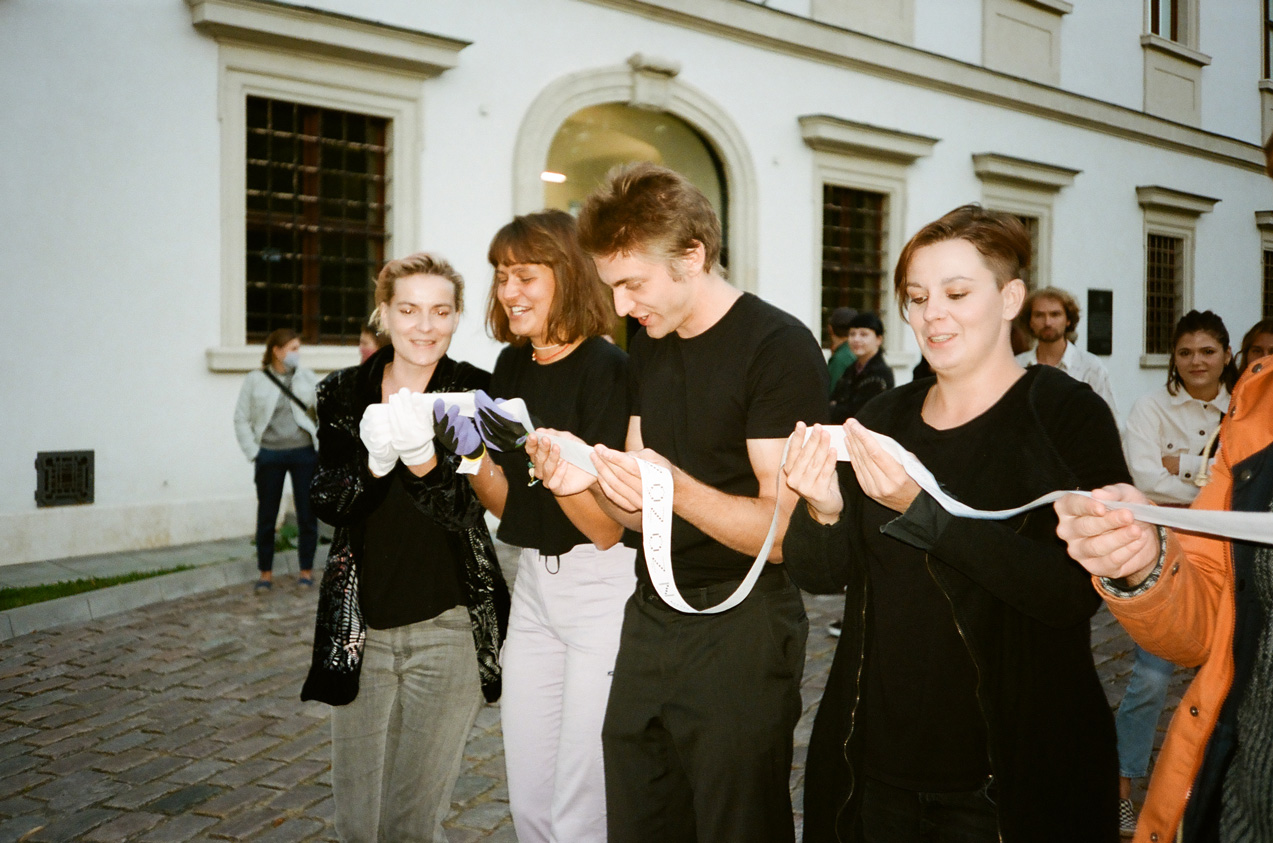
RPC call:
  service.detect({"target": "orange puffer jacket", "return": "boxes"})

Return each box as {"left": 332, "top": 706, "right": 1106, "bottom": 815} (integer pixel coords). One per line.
{"left": 1101, "top": 361, "right": 1273, "bottom": 843}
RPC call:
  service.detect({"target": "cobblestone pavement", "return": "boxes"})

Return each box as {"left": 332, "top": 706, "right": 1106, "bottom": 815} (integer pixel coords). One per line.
{"left": 0, "top": 576, "right": 1184, "bottom": 842}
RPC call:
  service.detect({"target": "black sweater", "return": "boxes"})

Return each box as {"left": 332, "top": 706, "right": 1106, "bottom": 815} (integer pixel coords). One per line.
{"left": 785, "top": 366, "right": 1129, "bottom": 843}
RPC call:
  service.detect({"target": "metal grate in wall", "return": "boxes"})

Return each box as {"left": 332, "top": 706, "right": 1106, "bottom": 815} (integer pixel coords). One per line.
{"left": 1014, "top": 214, "right": 1039, "bottom": 290}
{"left": 35, "top": 450, "right": 94, "bottom": 507}
{"left": 1145, "top": 233, "right": 1182, "bottom": 355}
{"left": 245, "top": 96, "right": 390, "bottom": 345}
{"left": 821, "top": 185, "right": 887, "bottom": 345}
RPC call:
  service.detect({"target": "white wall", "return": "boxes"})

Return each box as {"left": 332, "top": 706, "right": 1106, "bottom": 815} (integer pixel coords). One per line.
{"left": 0, "top": 0, "right": 1266, "bottom": 564}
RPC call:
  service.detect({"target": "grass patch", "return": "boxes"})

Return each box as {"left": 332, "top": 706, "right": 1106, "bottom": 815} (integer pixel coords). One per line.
{"left": 0, "top": 566, "right": 197, "bottom": 611}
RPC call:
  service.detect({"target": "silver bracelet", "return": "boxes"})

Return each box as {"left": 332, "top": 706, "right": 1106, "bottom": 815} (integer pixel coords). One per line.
{"left": 1098, "top": 526, "right": 1169, "bottom": 598}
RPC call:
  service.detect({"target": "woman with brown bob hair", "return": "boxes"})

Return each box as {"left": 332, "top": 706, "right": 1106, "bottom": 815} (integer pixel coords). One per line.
{"left": 783, "top": 205, "right": 1128, "bottom": 842}
{"left": 462, "top": 209, "right": 635, "bottom": 843}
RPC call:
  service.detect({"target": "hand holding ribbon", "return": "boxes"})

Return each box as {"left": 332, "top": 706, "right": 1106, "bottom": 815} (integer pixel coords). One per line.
{"left": 593, "top": 445, "right": 669, "bottom": 514}
{"left": 474, "top": 390, "right": 531, "bottom": 452}
{"left": 359, "top": 404, "right": 397, "bottom": 477}
{"left": 782, "top": 423, "right": 844, "bottom": 525}
{"left": 386, "top": 388, "right": 435, "bottom": 467}
{"left": 526, "top": 429, "right": 598, "bottom": 496}
{"left": 433, "top": 399, "right": 485, "bottom": 475}
{"left": 1054, "top": 484, "right": 1163, "bottom": 584}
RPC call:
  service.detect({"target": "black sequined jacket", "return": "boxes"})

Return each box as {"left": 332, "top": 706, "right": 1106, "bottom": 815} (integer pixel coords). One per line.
{"left": 300, "top": 345, "right": 510, "bottom": 705}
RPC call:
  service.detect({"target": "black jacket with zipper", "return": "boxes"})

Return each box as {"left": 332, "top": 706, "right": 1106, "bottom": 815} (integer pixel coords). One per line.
{"left": 785, "top": 367, "right": 1128, "bottom": 843}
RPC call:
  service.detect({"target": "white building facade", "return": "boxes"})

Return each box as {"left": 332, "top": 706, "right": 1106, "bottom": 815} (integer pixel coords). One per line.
{"left": 1, "top": 0, "right": 1268, "bottom": 564}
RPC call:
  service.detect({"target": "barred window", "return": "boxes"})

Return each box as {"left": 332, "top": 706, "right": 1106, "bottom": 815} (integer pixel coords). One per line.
{"left": 1264, "top": 249, "right": 1273, "bottom": 320}
{"left": 245, "top": 96, "right": 389, "bottom": 344}
{"left": 1145, "top": 233, "right": 1183, "bottom": 355}
{"left": 821, "top": 185, "right": 887, "bottom": 345}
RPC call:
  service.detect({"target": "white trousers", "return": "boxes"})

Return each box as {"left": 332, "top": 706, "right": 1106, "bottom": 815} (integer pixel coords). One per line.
{"left": 501, "top": 542, "right": 637, "bottom": 843}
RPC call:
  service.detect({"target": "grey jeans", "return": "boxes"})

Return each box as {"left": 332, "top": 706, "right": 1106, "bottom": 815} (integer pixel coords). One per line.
{"left": 331, "top": 606, "right": 482, "bottom": 842}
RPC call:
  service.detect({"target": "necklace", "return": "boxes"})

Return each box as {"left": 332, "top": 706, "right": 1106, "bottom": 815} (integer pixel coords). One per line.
{"left": 532, "top": 340, "right": 575, "bottom": 364}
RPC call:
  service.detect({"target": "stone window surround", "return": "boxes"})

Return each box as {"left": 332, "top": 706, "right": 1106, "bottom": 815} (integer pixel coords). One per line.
{"left": 512, "top": 55, "right": 759, "bottom": 293}
{"left": 1136, "top": 184, "right": 1219, "bottom": 367}
{"left": 187, "top": 0, "right": 467, "bottom": 373}
{"left": 972, "top": 153, "right": 1080, "bottom": 293}
{"left": 982, "top": 0, "right": 1073, "bottom": 87}
{"left": 800, "top": 114, "right": 938, "bottom": 371}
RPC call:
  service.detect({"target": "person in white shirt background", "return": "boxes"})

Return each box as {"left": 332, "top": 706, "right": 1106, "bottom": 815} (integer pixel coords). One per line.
{"left": 1014, "top": 286, "right": 1118, "bottom": 417}
{"left": 1111, "top": 308, "right": 1239, "bottom": 837}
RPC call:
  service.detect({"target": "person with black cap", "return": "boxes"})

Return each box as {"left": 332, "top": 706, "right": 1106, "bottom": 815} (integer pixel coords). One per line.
{"left": 829, "top": 311, "right": 894, "bottom": 424}
{"left": 826, "top": 306, "right": 858, "bottom": 396}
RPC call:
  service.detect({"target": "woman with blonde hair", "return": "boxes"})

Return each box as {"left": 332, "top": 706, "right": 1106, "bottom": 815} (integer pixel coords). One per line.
{"left": 300, "top": 252, "right": 509, "bottom": 843}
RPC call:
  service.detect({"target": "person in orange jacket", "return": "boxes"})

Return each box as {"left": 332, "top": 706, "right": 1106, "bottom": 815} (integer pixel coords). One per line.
{"left": 1053, "top": 357, "right": 1273, "bottom": 843}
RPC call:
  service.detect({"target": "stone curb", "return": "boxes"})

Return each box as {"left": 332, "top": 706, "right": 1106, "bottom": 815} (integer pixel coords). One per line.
{"left": 0, "top": 551, "right": 303, "bottom": 641}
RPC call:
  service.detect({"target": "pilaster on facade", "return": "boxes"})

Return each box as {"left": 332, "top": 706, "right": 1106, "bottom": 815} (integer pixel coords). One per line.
{"left": 982, "top": 0, "right": 1072, "bottom": 87}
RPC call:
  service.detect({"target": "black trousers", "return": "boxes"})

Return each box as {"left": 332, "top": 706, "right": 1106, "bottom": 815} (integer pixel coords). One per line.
{"left": 602, "top": 569, "right": 808, "bottom": 843}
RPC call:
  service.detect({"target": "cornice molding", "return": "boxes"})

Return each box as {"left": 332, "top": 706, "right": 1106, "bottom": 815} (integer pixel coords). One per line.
{"left": 1255, "top": 210, "right": 1273, "bottom": 231}
{"left": 800, "top": 114, "right": 938, "bottom": 163}
{"left": 972, "top": 153, "right": 1079, "bottom": 191}
{"left": 1021, "top": 0, "right": 1073, "bottom": 14}
{"left": 579, "top": 0, "right": 1260, "bottom": 172}
{"left": 1136, "top": 185, "right": 1220, "bottom": 217}
{"left": 186, "top": 0, "right": 468, "bottom": 76}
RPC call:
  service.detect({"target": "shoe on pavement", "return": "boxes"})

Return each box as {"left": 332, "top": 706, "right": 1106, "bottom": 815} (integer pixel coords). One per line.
{"left": 1119, "top": 798, "right": 1136, "bottom": 838}
{"left": 298, "top": 575, "right": 314, "bottom": 587}
{"left": 828, "top": 620, "right": 842, "bottom": 638}
{"left": 254, "top": 580, "right": 272, "bottom": 593}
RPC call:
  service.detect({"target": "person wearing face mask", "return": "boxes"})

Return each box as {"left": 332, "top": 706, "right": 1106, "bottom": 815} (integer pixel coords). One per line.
{"left": 299, "top": 253, "right": 510, "bottom": 843}
{"left": 233, "top": 327, "right": 320, "bottom": 590}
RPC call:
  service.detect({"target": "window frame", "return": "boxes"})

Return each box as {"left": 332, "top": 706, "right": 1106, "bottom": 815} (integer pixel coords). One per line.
{"left": 189, "top": 0, "right": 463, "bottom": 372}
{"left": 1136, "top": 185, "right": 1218, "bottom": 367}
{"left": 818, "top": 183, "right": 891, "bottom": 346}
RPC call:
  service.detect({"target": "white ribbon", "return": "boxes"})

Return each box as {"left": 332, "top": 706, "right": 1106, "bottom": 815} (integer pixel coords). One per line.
{"left": 431, "top": 396, "right": 1273, "bottom": 614}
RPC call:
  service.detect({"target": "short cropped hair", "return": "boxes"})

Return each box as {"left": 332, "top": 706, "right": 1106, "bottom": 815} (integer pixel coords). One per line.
{"left": 486, "top": 210, "right": 615, "bottom": 346}
{"left": 370, "top": 252, "right": 465, "bottom": 330}
{"left": 892, "top": 204, "right": 1031, "bottom": 315}
{"left": 576, "top": 162, "right": 722, "bottom": 275}
{"left": 1167, "top": 310, "right": 1238, "bottom": 396}
{"left": 847, "top": 311, "right": 885, "bottom": 337}
{"left": 1022, "top": 286, "right": 1081, "bottom": 343}
{"left": 261, "top": 327, "right": 299, "bottom": 367}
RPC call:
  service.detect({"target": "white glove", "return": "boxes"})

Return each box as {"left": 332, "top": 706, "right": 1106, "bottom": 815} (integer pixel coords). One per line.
{"left": 387, "top": 388, "right": 436, "bottom": 466}
{"left": 360, "top": 404, "right": 397, "bottom": 477}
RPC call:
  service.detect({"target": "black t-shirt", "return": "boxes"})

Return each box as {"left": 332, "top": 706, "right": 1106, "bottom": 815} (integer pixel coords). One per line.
{"left": 489, "top": 337, "right": 629, "bottom": 555}
{"left": 359, "top": 472, "right": 464, "bottom": 630}
{"left": 628, "top": 292, "right": 828, "bottom": 587}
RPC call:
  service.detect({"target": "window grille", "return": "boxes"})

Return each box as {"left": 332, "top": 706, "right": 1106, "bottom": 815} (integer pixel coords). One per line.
{"left": 821, "top": 185, "right": 887, "bottom": 345}
{"left": 35, "top": 451, "right": 94, "bottom": 507}
{"left": 1264, "top": 249, "right": 1273, "bottom": 320}
{"left": 245, "top": 96, "right": 389, "bottom": 345}
{"left": 1145, "top": 233, "right": 1182, "bottom": 355}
